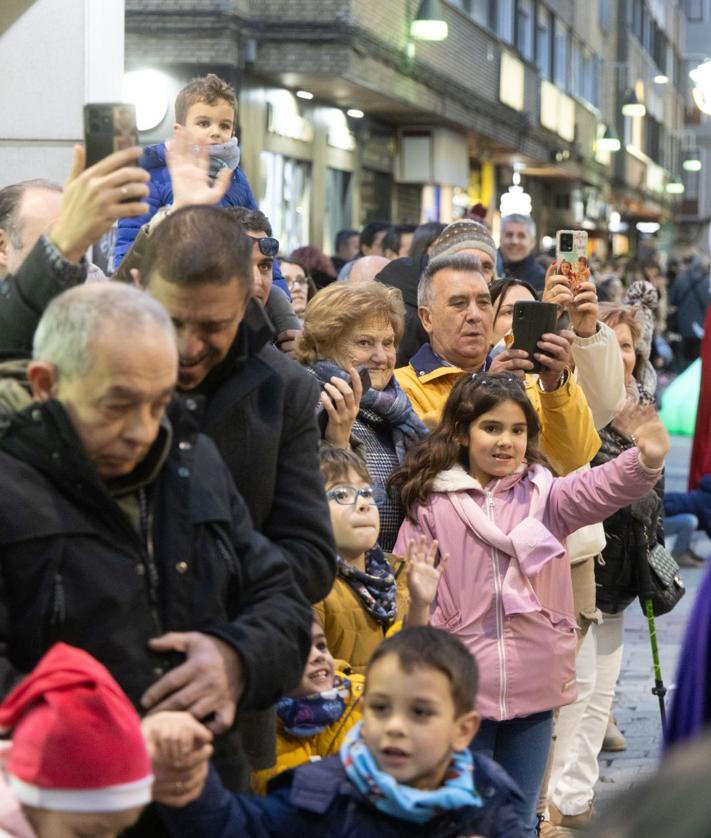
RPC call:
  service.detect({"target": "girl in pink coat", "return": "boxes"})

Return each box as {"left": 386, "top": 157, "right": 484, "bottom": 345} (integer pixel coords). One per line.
{"left": 392, "top": 371, "right": 669, "bottom": 836}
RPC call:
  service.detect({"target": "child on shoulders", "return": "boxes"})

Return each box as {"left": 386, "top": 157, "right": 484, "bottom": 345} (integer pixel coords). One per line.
{"left": 114, "top": 73, "right": 257, "bottom": 268}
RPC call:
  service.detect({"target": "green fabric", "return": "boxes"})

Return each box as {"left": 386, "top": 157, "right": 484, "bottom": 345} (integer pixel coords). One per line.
{"left": 660, "top": 360, "right": 701, "bottom": 436}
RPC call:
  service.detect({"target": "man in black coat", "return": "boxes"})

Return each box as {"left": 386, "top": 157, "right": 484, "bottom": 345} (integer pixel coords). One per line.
{"left": 0, "top": 281, "right": 312, "bottom": 779}
{"left": 0, "top": 154, "right": 335, "bottom": 609}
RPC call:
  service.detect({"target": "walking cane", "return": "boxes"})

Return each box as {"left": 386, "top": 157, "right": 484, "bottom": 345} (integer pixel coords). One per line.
{"left": 644, "top": 598, "right": 667, "bottom": 734}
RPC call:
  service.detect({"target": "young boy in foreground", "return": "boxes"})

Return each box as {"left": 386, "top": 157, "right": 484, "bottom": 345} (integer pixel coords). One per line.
{"left": 156, "top": 627, "right": 526, "bottom": 837}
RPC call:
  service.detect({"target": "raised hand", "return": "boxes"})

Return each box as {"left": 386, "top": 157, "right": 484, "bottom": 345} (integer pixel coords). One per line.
{"left": 536, "top": 329, "right": 574, "bottom": 391}
{"left": 404, "top": 536, "right": 448, "bottom": 626}
{"left": 168, "top": 125, "right": 233, "bottom": 209}
{"left": 616, "top": 403, "right": 669, "bottom": 470}
{"left": 50, "top": 145, "right": 150, "bottom": 262}
{"left": 543, "top": 262, "right": 598, "bottom": 338}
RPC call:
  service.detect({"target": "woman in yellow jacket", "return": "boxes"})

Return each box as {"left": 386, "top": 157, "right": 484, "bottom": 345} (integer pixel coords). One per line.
{"left": 252, "top": 618, "right": 365, "bottom": 794}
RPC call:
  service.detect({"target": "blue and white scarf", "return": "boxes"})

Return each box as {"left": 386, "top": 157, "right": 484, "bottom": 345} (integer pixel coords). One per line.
{"left": 340, "top": 722, "right": 482, "bottom": 824}
{"left": 337, "top": 548, "right": 397, "bottom": 626}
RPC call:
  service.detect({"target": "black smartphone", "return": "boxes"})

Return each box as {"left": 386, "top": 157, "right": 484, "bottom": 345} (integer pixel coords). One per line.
{"left": 83, "top": 103, "right": 138, "bottom": 168}
{"left": 315, "top": 367, "right": 370, "bottom": 436}
{"left": 511, "top": 301, "right": 558, "bottom": 374}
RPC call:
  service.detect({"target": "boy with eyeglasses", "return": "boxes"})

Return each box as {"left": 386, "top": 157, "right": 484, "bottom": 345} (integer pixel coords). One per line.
{"left": 315, "top": 446, "right": 445, "bottom": 673}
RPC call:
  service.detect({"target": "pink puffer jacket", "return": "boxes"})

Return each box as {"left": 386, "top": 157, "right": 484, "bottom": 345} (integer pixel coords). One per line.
{"left": 394, "top": 447, "right": 662, "bottom": 721}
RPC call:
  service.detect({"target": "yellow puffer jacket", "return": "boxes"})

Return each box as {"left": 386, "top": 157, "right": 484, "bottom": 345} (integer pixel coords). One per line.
{"left": 251, "top": 670, "right": 365, "bottom": 794}
{"left": 394, "top": 364, "right": 599, "bottom": 476}
{"left": 314, "top": 556, "right": 409, "bottom": 674}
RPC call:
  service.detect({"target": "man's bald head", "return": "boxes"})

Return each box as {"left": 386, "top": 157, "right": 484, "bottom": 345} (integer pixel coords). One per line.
{"left": 348, "top": 255, "right": 390, "bottom": 284}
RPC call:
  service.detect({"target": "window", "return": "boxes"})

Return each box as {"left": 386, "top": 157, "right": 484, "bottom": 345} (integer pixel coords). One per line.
{"left": 599, "top": 0, "right": 613, "bottom": 31}
{"left": 686, "top": 0, "right": 704, "bottom": 21}
{"left": 536, "top": 4, "right": 552, "bottom": 80}
{"left": 554, "top": 19, "right": 570, "bottom": 91}
{"left": 571, "top": 38, "right": 584, "bottom": 98}
{"left": 516, "top": 0, "right": 534, "bottom": 61}
{"left": 470, "top": 0, "right": 491, "bottom": 27}
{"left": 497, "top": 0, "right": 515, "bottom": 42}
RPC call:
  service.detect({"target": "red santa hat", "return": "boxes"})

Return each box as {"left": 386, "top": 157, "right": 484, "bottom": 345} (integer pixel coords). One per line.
{"left": 0, "top": 644, "right": 153, "bottom": 812}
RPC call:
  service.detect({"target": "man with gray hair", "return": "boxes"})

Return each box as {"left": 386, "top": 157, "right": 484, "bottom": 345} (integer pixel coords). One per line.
{"left": 0, "top": 282, "right": 311, "bottom": 791}
{"left": 395, "top": 253, "right": 600, "bottom": 476}
{"left": 498, "top": 213, "right": 546, "bottom": 292}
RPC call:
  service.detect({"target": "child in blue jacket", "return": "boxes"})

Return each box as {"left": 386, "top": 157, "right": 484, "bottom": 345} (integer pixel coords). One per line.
{"left": 114, "top": 74, "right": 258, "bottom": 268}
{"left": 156, "top": 627, "right": 526, "bottom": 838}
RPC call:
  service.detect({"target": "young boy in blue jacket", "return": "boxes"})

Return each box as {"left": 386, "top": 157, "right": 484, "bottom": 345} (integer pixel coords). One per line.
{"left": 156, "top": 627, "right": 526, "bottom": 837}
{"left": 114, "top": 73, "right": 286, "bottom": 296}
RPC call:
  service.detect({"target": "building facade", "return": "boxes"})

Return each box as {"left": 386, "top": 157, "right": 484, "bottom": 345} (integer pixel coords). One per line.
{"left": 124, "top": 0, "right": 689, "bottom": 257}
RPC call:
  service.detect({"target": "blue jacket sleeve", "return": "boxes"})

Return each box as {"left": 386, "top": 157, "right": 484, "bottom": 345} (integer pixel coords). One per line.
{"left": 113, "top": 173, "right": 165, "bottom": 268}
{"left": 158, "top": 766, "right": 305, "bottom": 837}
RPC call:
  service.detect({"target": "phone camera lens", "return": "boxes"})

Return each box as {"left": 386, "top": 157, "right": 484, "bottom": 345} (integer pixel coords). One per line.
{"left": 561, "top": 234, "right": 573, "bottom": 250}
{"left": 101, "top": 115, "right": 111, "bottom": 125}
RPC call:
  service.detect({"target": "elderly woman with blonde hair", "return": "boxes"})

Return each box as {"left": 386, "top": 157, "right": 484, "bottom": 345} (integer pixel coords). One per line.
{"left": 295, "top": 281, "right": 427, "bottom": 550}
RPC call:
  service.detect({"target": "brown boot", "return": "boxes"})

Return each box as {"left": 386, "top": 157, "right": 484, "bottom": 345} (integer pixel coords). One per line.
{"left": 601, "top": 714, "right": 627, "bottom": 752}
{"left": 548, "top": 802, "right": 597, "bottom": 832}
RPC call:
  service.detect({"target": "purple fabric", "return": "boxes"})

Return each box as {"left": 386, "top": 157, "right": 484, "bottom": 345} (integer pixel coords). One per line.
{"left": 665, "top": 563, "right": 711, "bottom": 748}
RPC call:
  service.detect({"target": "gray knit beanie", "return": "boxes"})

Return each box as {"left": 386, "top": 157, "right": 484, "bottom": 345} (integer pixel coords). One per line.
{"left": 429, "top": 220, "right": 497, "bottom": 264}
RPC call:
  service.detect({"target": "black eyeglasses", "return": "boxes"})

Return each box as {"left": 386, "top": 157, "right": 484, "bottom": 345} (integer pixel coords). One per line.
{"left": 471, "top": 371, "right": 525, "bottom": 390}
{"left": 253, "top": 236, "right": 279, "bottom": 257}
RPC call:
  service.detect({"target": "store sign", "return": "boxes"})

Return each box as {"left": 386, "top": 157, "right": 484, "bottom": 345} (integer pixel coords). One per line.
{"left": 267, "top": 102, "right": 314, "bottom": 143}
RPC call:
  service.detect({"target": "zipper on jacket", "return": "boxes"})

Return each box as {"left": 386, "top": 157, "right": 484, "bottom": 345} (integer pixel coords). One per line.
{"left": 51, "top": 573, "right": 66, "bottom": 626}
{"left": 486, "top": 491, "right": 508, "bottom": 719}
{"left": 216, "top": 536, "right": 238, "bottom": 574}
{"left": 139, "top": 488, "right": 163, "bottom": 637}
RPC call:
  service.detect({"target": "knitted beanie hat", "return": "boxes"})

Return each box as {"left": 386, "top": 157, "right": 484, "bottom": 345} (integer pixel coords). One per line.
{"left": 429, "top": 220, "right": 497, "bottom": 264}
{"left": 0, "top": 644, "right": 153, "bottom": 812}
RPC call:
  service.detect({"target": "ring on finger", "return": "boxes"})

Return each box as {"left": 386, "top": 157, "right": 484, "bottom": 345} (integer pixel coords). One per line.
{"left": 120, "top": 185, "right": 129, "bottom": 197}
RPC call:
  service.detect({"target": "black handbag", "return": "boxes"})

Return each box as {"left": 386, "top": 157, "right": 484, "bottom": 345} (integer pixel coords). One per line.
{"left": 639, "top": 539, "right": 686, "bottom": 617}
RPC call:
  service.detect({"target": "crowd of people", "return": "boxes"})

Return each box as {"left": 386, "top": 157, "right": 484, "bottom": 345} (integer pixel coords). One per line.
{"left": 0, "top": 72, "right": 708, "bottom": 838}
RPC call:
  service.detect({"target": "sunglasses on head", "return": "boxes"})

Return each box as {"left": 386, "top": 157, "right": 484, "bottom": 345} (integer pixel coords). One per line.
{"left": 254, "top": 236, "right": 279, "bottom": 257}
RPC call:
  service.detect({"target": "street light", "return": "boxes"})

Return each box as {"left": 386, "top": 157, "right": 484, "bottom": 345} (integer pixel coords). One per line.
{"left": 597, "top": 125, "right": 621, "bottom": 153}
{"left": 122, "top": 69, "right": 170, "bottom": 131}
{"left": 621, "top": 88, "right": 646, "bottom": 117}
{"left": 666, "top": 178, "right": 685, "bottom": 195}
{"left": 410, "top": 0, "right": 448, "bottom": 41}
{"left": 683, "top": 158, "right": 703, "bottom": 172}
{"left": 690, "top": 60, "right": 711, "bottom": 115}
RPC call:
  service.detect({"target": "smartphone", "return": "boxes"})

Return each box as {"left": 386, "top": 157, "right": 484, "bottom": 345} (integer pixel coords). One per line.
{"left": 511, "top": 301, "right": 558, "bottom": 374}
{"left": 83, "top": 103, "right": 138, "bottom": 167}
{"left": 556, "top": 230, "right": 589, "bottom": 293}
{"left": 315, "top": 367, "right": 371, "bottom": 435}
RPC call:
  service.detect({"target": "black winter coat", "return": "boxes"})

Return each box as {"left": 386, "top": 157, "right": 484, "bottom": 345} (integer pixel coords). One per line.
{"left": 0, "top": 399, "right": 312, "bottom": 710}
{"left": 592, "top": 425, "right": 663, "bottom": 614}
{"left": 0, "top": 245, "right": 336, "bottom": 606}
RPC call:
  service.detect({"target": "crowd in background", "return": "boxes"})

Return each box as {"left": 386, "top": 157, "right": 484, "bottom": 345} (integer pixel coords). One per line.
{"left": 0, "top": 73, "right": 710, "bottom": 838}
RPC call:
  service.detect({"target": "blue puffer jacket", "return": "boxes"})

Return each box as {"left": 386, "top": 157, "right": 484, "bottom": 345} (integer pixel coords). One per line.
{"left": 114, "top": 142, "right": 257, "bottom": 266}
{"left": 113, "top": 142, "right": 289, "bottom": 297}
{"left": 665, "top": 475, "right": 711, "bottom": 538}
{"left": 158, "top": 754, "right": 526, "bottom": 838}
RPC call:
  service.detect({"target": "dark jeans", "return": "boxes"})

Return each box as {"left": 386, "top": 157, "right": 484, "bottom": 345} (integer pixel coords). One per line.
{"left": 471, "top": 710, "right": 554, "bottom": 837}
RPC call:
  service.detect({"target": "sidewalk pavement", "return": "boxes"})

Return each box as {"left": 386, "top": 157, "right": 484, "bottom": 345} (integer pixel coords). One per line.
{"left": 594, "top": 434, "right": 709, "bottom": 811}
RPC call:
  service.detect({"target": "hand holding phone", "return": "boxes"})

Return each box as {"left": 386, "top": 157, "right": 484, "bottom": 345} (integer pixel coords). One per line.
{"left": 556, "top": 230, "right": 589, "bottom": 294}
{"left": 510, "top": 301, "right": 559, "bottom": 374}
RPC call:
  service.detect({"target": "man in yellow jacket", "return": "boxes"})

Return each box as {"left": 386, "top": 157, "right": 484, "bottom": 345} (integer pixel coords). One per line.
{"left": 394, "top": 253, "right": 600, "bottom": 475}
